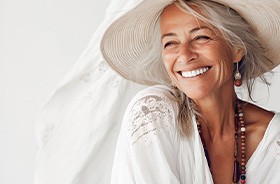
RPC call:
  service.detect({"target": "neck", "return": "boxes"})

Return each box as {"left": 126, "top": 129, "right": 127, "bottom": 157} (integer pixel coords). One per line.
{"left": 193, "top": 87, "right": 237, "bottom": 141}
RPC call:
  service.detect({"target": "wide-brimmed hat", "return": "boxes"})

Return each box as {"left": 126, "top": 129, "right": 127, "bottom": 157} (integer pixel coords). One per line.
{"left": 100, "top": 0, "right": 280, "bottom": 86}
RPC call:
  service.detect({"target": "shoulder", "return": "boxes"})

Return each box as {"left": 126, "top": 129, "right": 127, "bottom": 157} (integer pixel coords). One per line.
{"left": 243, "top": 102, "right": 275, "bottom": 134}
{"left": 243, "top": 102, "right": 278, "bottom": 156}
{"left": 123, "top": 85, "right": 179, "bottom": 145}
{"left": 126, "top": 85, "right": 179, "bottom": 116}
{"left": 130, "top": 85, "right": 179, "bottom": 103}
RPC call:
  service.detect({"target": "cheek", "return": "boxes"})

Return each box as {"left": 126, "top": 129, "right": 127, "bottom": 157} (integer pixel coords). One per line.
{"left": 216, "top": 60, "right": 232, "bottom": 83}
{"left": 219, "top": 47, "right": 235, "bottom": 71}
{"left": 161, "top": 53, "right": 179, "bottom": 85}
{"left": 162, "top": 52, "right": 176, "bottom": 73}
{"left": 215, "top": 46, "right": 235, "bottom": 82}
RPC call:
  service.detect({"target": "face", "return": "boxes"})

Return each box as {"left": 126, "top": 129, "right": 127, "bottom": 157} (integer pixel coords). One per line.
{"left": 160, "top": 4, "right": 244, "bottom": 101}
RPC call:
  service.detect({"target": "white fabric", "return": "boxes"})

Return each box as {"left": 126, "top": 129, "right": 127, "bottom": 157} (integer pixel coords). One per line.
{"left": 112, "top": 85, "right": 280, "bottom": 184}
{"left": 34, "top": 1, "right": 146, "bottom": 184}
{"left": 34, "top": 0, "right": 280, "bottom": 183}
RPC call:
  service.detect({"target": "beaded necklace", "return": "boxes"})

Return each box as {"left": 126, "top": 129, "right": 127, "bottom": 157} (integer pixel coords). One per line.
{"left": 196, "top": 100, "right": 246, "bottom": 183}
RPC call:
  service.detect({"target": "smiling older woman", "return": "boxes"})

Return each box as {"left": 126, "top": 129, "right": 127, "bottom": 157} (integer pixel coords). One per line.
{"left": 101, "top": 0, "right": 280, "bottom": 183}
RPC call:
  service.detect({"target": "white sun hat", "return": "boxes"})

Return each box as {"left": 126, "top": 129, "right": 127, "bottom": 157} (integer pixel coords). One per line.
{"left": 100, "top": 0, "right": 280, "bottom": 86}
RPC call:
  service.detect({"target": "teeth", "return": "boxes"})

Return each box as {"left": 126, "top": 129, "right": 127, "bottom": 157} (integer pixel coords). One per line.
{"left": 181, "top": 67, "right": 210, "bottom": 78}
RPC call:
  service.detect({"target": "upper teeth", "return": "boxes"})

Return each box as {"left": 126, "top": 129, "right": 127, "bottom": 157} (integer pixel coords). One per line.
{"left": 181, "top": 67, "right": 209, "bottom": 78}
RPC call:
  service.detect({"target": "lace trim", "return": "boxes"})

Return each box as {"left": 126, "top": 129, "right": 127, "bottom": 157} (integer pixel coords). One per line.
{"left": 127, "top": 95, "right": 174, "bottom": 145}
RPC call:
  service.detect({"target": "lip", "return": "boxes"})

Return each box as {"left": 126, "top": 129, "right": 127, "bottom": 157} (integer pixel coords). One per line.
{"left": 177, "top": 66, "right": 212, "bottom": 78}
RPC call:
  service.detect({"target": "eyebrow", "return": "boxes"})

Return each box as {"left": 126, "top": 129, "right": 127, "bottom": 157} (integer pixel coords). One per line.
{"left": 161, "top": 26, "right": 210, "bottom": 40}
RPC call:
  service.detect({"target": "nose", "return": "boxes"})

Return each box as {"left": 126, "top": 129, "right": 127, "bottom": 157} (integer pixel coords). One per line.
{"left": 177, "top": 44, "right": 198, "bottom": 64}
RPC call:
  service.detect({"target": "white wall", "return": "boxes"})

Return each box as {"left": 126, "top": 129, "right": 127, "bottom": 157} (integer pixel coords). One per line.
{"left": 0, "top": 0, "right": 110, "bottom": 183}
{"left": 0, "top": 0, "right": 279, "bottom": 184}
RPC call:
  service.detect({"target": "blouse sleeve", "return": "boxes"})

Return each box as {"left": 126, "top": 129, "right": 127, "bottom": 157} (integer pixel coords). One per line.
{"left": 111, "top": 86, "right": 181, "bottom": 184}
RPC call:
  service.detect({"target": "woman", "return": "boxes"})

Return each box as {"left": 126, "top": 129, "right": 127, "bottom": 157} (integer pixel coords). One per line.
{"left": 101, "top": 0, "right": 280, "bottom": 183}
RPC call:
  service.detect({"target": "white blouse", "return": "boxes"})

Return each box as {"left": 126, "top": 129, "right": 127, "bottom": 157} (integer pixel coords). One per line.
{"left": 111, "top": 85, "right": 280, "bottom": 184}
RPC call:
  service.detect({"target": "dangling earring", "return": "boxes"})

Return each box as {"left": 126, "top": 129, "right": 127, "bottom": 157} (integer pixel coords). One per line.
{"left": 234, "top": 62, "right": 242, "bottom": 87}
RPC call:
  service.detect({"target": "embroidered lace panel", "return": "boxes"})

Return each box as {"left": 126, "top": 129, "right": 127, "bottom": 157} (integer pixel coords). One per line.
{"left": 127, "top": 95, "right": 174, "bottom": 146}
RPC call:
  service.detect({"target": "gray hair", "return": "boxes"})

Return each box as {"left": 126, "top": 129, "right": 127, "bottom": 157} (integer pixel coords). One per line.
{"left": 170, "top": 0, "right": 274, "bottom": 136}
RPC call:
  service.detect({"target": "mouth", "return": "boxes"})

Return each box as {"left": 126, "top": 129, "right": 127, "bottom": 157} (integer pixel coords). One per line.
{"left": 179, "top": 66, "right": 211, "bottom": 78}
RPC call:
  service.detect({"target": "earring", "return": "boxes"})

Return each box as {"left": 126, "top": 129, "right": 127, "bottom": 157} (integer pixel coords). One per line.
{"left": 234, "top": 62, "right": 242, "bottom": 87}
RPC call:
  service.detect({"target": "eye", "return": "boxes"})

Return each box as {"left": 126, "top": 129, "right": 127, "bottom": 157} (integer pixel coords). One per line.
{"left": 163, "top": 41, "right": 177, "bottom": 49}
{"left": 194, "top": 35, "right": 211, "bottom": 43}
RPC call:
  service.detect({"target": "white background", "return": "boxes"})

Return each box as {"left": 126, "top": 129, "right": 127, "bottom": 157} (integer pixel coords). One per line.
{"left": 0, "top": 0, "right": 110, "bottom": 183}
{"left": 0, "top": 0, "right": 279, "bottom": 184}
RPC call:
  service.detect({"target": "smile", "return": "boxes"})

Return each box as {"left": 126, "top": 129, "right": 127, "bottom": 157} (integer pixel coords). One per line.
{"left": 180, "top": 66, "right": 210, "bottom": 78}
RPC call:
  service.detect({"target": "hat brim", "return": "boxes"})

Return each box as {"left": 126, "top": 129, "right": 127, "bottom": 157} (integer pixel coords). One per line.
{"left": 101, "top": 0, "right": 280, "bottom": 85}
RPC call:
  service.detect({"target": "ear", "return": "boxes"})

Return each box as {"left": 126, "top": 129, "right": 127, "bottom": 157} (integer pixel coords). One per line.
{"left": 232, "top": 47, "right": 245, "bottom": 63}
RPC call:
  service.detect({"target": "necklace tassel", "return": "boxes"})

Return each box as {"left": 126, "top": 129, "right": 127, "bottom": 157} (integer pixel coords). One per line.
{"left": 233, "top": 160, "right": 240, "bottom": 183}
